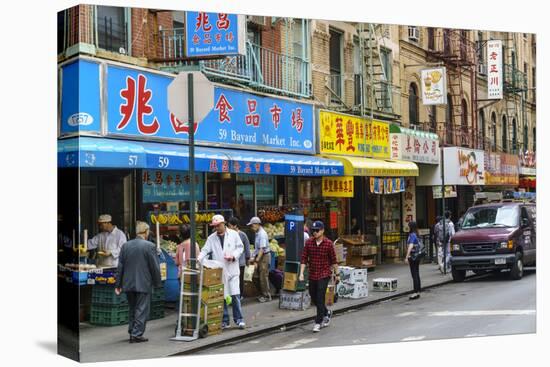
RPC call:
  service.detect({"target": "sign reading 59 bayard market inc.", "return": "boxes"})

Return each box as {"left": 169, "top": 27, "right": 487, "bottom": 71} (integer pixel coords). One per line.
{"left": 319, "top": 110, "right": 390, "bottom": 159}
{"left": 390, "top": 125, "right": 439, "bottom": 164}
{"left": 487, "top": 40, "right": 503, "bottom": 99}
{"left": 185, "top": 12, "right": 246, "bottom": 57}
{"left": 421, "top": 67, "right": 447, "bottom": 105}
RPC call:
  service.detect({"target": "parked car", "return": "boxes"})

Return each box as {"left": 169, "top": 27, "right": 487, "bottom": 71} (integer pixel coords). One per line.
{"left": 450, "top": 201, "right": 536, "bottom": 282}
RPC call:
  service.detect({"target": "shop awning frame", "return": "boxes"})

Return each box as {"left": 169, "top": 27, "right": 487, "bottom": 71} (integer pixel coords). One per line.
{"left": 58, "top": 137, "right": 345, "bottom": 176}
{"left": 322, "top": 155, "right": 419, "bottom": 177}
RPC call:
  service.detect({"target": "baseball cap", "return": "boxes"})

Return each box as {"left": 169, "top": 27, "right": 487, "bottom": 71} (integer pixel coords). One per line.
{"left": 247, "top": 216, "right": 262, "bottom": 226}
{"left": 311, "top": 221, "right": 325, "bottom": 230}
{"left": 98, "top": 214, "right": 112, "bottom": 223}
{"left": 210, "top": 214, "right": 226, "bottom": 226}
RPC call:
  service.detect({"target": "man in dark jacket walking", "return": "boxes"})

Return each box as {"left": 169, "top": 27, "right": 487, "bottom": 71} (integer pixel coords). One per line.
{"left": 115, "top": 221, "right": 162, "bottom": 343}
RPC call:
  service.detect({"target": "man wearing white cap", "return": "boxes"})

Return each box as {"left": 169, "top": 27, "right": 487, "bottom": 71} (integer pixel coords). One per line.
{"left": 87, "top": 214, "right": 127, "bottom": 267}
{"left": 198, "top": 215, "right": 246, "bottom": 329}
{"left": 248, "top": 216, "right": 272, "bottom": 303}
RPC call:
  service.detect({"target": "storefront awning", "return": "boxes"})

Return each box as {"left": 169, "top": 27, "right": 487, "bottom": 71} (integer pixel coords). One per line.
{"left": 323, "top": 155, "right": 419, "bottom": 177}
{"left": 58, "top": 137, "right": 344, "bottom": 176}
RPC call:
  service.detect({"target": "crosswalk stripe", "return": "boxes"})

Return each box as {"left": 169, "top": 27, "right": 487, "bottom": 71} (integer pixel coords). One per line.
{"left": 273, "top": 338, "right": 318, "bottom": 350}
{"left": 428, "top": 310, "right": 535, "bottom": 317}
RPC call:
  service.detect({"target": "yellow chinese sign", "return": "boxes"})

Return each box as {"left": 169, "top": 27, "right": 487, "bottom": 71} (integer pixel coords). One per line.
{"left": 319, "top": 110, "right": 390, "bottom": 159}
{"left": 322, "top": 176, "right": 354, "bottom": 198}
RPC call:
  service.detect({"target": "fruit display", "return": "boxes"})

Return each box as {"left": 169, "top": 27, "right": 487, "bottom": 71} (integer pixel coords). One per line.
{"left": 150, "top": 212, "right": 219, "bottom": 225}
{"left": 160, "top": 239, "right": 178, "bottom": 255}
{"left": 269, "top": 239, "right": 285, "bottom": 257}
{"left": 258, "top": 207, "right": 285, "bottom": 223}
{"left": 92, "top": 275, "right": 117, "bottom": 284}
{"left": 264, "top": 222, "right": 285, "bottom": 239}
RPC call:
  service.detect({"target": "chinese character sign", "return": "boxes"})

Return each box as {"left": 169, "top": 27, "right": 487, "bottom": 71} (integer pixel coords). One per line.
{"left": 322, "top": 176, "right": 354, "bottom": 198}
{"left": 185, "top": 12, "right": 245, "bottom": 57}
{"left": 402, "top": 177, "right": 416, "bottom": 232}
{"left": 487, "top": 40, "right": 503, "bottom": 100}
{"left": 390, "top": 132, "right": 440, "bottom": 164}
{"left": 421, "top": 67, "right": 447, "bottom": 105}
{"left": 484, "top": 152, "right": 519, "bottom": 186}
{"left": 319, "top": 110, "right": 390, "bottom": 159}
{"left": 106, "top": 64, "right": 315, "bottom": 153}
{"left": 142, "top": 170, "right": 204, "bottom": 203}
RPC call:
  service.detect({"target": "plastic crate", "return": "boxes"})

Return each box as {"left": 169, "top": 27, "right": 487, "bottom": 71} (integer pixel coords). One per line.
{"left": 148, "top": 308, "right": 165, "bottom": 321}
{"left": 151, "top": 287, "right": 165, "bottom": 302}
{"left": 150, "top": 300, "right": 165, "bottom": 311}
{"left": 91, "top": 285, "right": 127, "bottom": 305}
{"left": 90, "top": 304, "right": 129, "bottom": 326}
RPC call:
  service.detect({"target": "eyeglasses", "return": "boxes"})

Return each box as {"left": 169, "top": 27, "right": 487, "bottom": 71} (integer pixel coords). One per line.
{"left": 311, "top": 228, "right": 321, "bottom": 233}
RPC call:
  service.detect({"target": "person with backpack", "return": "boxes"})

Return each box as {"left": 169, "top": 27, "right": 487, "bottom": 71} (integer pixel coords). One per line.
{"left": 404, "top": 221, "right": 424, "bottom": 300}
{"left": 436, "top": 211, "right": 455, "bottom": 273}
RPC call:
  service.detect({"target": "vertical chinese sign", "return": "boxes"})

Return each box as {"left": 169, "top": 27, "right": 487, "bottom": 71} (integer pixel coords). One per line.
{"left": 487, "top": 40, "right": 503, "bottom": 100}
{"left": 402, "top": 177, "right": 416, "bottom": 232}
{"left": 185, "top": 12, "right": 246, "bottom": 57}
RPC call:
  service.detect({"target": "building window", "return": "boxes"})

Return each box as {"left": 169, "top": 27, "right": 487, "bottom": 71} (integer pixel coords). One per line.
{"left": 329, "top": 29, "right": 343, "bottom": 101}
{"left": 443, "top": 29, "right": 451, "bottom": 55}
{"left": 428, "top": 27, "right": 435, "bottom": 50}
{"left": 523, "top": 124, "right": 528, "bottom": 152}
{"left": 97, "top": 6, "right": 128, "bottom": 54}
{"left": 532, "top": 67, "right": 536, "bottom": 101}
{"left": 512, "top": 118, "right": 517, "bottom": 153}
{"left": 380, "top": 48, "right": 392, "bottom": 109}
{"left": 57, "top": 10, "right": 67, "bottom": 55}
{"left": 408, "top": 83, "right": 419, "bottom": 126}
{"left": 353, "top": 37, "right": 362, "bottom": 106}
{"left": 408, "top": 26, "right": 420, "bottom": 43}
{"left": 446, "top": 94, "right": 453, "bottom": 144}
{"left": 479, "top": 110, "right": 485, "bottom": 149}
{"left": 502, "top": 115, "right": 508, "bottom": 152}
{"left": 491, "top": 112, "right": 497, "bottom": 150}
{"left": 172, "top": 11, "right": 185, "bottom": 36}
{"left": 429, "top": 105, "right": 437, "bottom": 132}
{"left": 533, "top": 127, "right": 536, "bottom": 151}
{"left": 461, "top": 99, "right": 468, "bottom": 145}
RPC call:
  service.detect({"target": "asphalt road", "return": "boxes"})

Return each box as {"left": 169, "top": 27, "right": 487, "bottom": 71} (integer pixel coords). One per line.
{"left": 200, "top": 269, "right": 536, "bottom": 354}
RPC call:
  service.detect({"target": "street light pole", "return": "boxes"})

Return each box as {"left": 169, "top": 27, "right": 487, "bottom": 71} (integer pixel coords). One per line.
{"left": 187, "top": 72, "right": 198, "bottom": 325}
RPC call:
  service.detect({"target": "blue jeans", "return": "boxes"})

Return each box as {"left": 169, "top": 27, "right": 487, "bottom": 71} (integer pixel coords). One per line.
{"left": 223, "top": 295, "right": 244, "bottom": 325}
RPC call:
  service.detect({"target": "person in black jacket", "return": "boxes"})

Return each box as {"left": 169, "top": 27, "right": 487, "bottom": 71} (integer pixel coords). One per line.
{"left": 115, "top": 221, "right": 162, "bottom": 343}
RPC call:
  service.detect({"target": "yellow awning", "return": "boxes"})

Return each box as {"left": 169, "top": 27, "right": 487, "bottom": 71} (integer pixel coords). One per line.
{"left": 322, "top": 155, "right": 419, "bottom": 177}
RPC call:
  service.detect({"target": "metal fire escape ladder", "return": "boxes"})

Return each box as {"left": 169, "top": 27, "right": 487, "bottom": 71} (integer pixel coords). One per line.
{"left": 365, "top": 23, "right": 393, "bottom": 114}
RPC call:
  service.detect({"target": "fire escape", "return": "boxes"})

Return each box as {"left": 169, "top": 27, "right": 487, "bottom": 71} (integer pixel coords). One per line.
{"left": 427, "top": 29, "right": 477, "bottom": 148}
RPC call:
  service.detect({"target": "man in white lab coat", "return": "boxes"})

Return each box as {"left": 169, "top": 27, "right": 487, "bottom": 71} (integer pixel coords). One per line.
{"left": 87, "top": 214, "right": 127, "bottom": 267}
{"left": 198, "top": 215, "right": 245, "bottom": 330}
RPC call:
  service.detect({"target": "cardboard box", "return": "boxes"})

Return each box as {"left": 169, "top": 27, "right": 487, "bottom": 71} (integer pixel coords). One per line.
{"left": 183, "top": 266, "right": 223, "bottom": 287}
{"left": 283, "top": 272, "right": 298, "bottom": 291}
{"left": 279, "top": 290, "right": 311, "bottom": 310}
{"left": 345, "top": 255, "right": 364, "bottom": 267}
{"left": 334, "top": 243, "right": 345, "bottom": 263}
{"left": 339, "top": 266, "right": 368, "bottom": 284}
{"left": 373, "top": 278, "right": 398, "bottom": 292}
{"left": 336, "top": 282, "right": 368, "bottom": 299}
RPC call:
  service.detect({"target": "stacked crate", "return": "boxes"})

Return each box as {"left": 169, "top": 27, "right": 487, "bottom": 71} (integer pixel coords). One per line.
{"left": 182, "top": 266, "right": 224, "bottom": 336}
{"left": 280, "top": 261, "right": 310, "bottom": 310}
{"left": 336, "top": 266, "right": 369, "bottom": 299}
{"left": 340, "top": 236, "right": 377, "bottom": 270}
{"left": 148, "top": 286, "right": 165, "bottom": 321}
{"left": 90, "top": 284, "right": 129, "bottom": 326}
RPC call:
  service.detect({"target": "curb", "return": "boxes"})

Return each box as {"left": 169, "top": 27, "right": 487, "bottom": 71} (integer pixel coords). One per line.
{"left": 169, "top": 272, "right": 482, "bottom": 356}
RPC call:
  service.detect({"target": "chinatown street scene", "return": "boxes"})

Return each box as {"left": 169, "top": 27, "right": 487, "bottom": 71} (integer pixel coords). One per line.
{"left": 56, "top": 5, "right": 536, "bottom": 363}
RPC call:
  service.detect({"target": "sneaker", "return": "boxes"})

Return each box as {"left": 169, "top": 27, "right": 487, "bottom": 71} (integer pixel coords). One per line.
{"left": 238, "top": 321, "right": 246, "bottom": 329}
{"left": 322, "top": 310, "right": 333, "bottom": 327}
{"left": 312, "top": 324, "right": 321, "bottom": 333}
{"left": 221, "top": 322, "right": 230, "bottom": 330}
{"left": 257, "top": 296, "right": 267, "bottom": 303}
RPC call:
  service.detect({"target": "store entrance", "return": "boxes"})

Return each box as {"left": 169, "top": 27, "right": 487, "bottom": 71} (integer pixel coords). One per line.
{"left": 236, "top": 182, "right": 256, "bottom": 224}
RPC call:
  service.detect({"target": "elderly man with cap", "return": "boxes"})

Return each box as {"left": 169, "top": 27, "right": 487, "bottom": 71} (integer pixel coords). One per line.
{"left": 299, "top": 220, "right": 339, "bottom": 333}
{"left": 115, "top": 221, "right": 162, "bottom": 343}
{"left": 198, "top": 215, "right": 246, "bottom": 330}
{"left": 247, "top": 216, "right": 272, "bottom": 303}
{"left": 87, "top": 214, "right": 127, "bottom": 267}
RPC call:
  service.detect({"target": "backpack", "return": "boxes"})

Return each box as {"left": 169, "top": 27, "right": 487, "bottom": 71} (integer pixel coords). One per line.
{"left": 410, "top": 234, "right": 426, "bottom": 261}
{"left": 436, "top": 219, "right": 452, "bottom": 245}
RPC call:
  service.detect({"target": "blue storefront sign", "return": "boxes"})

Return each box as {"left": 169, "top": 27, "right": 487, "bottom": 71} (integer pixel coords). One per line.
{"left": 184, "top": 12, "right": 243, "bottom": 57}
{"left": 60, "top": 59, "right": 101, "bottom": 134}
{"left": 59, "top": 58, "right": 315, "bottom": 153}
{"left": 142, "top": 169, "right": 204, "bottom": 203}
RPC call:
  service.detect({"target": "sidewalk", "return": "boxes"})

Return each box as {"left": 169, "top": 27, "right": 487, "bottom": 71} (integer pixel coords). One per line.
{"left": 79, "top": 263, "right": 460, "bottom": 362}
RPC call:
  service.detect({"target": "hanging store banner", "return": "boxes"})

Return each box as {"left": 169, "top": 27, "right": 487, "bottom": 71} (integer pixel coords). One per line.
{"left": 142, "top": 170, "right": 205, "bottom": 203}
{"left": 484, "top": 152, "right": 519, "bottom": 186}
{"left": 319, "top": 110, "right": 390, "bottom": 159}
{"left": 432, "top": 185, "right": 458, "bottom": 199}
{"left": 236, "top": 174, "right": 275, "bottom": 201}
{"left": 58, "top": 58, "right": 315, "bottom": 153}
{"left": 322, "top": 176, "right": 355, "bottom": 198}
{"left": 443, "top": 147, "right": 485, "bottom": 185}
{"left": 369, "top": 177, "right": 405, "bottom": 194}
{"left": 420, "top": 67, "right": 447, "bottom": 105}
{"left": 487, "top": 40, "right": 503, "bottom": 100}
{"left": 402, "top": 177, "right": 416, "bottom": 232}
{"left": 184, "top": 12, "right": 246, "bottom": 57}
{"left": 390, "top": 125, "right": 439, "bottom": 164}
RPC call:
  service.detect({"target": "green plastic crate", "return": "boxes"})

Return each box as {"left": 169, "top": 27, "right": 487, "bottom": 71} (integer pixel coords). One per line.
{"left": 91, "top": 285, "right": 128, "bottom": 305}
{"left": 151, "top": 287, "right": 165, "bottom": 302}
{"left": 148, "top": 308, "right": 165, "bottom": 321}
{"left": 90, "top": 304, "right": 129, "bottom": 326}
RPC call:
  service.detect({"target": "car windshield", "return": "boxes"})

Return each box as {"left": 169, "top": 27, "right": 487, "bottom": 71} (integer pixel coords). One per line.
{"left": 461, "top": 206, "right": 519, "bottom": 229}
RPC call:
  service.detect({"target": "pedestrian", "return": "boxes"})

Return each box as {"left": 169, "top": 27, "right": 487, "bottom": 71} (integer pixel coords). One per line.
{"left": 174, "top": 224, "right": 200, "bottom": 279}
{"left": 404, "top": 221, "right": 422, "bottom": 300}
{"left": 227, "top": 217, "right": 251, "bottom": 300}
{"left": 299, "top": 220, "right": 339, "bottom": 333}
{"left": 247, "top": 216, "right": 272, "bottom": 303}
{"left": 432, "top": 215, "right": 442, "bottom": 265}
{"left": 115, "top": 221, "right": 162, "bottom": 343}
{"left": 350, "top": 217, "right": 361, "bottom": 235}
{"left": 436, "top": 211, "right": 455, "bottom": 272}
{"left": 198, "top": 215, "right": 246, "bottom": 330}
{"left": 304, "top": 219, "right": 313, "bottom": 242}
{"left": 87, "top": 214, "right": 127, "bottom": 267}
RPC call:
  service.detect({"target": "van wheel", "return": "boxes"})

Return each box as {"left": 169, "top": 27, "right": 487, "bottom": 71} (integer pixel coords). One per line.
{"left": 452, "top": 269, "right": 466, "bottom": 282}
{"left": 509, "top": 253, "right": 524, "bottom": 280}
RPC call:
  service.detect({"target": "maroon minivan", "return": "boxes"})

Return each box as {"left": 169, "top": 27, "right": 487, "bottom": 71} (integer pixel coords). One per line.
{"left": 450, "top": 201, "right": 536, "bottom": 282}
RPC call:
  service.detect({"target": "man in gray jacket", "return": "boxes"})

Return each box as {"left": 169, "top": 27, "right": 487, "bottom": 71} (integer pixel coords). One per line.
{"left": 115, "top": 221, "right": 162, "bottom": 343}
{"left": 227, "top": 217, "right": 251, "bottom": 299}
